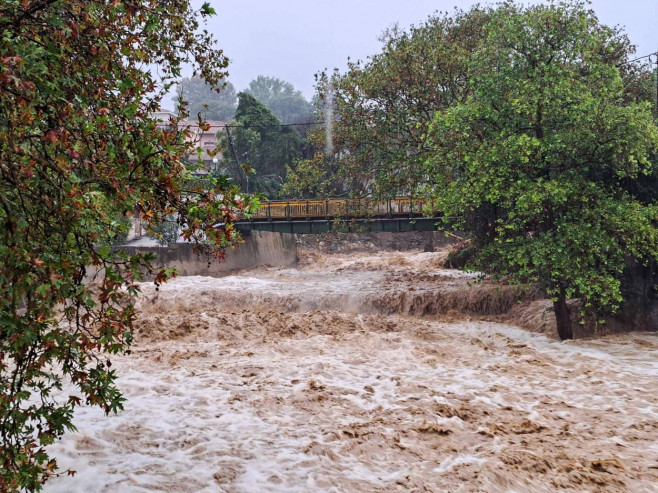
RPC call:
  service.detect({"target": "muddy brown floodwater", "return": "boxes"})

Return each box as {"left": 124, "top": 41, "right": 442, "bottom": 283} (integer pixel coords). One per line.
{"left": 45, "top": 248, "right": 658, "bottom": 492}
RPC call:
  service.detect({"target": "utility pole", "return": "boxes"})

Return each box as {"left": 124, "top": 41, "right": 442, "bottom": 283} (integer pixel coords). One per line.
{"left": 224, "top": 125, "right": 247, "bottom": 192}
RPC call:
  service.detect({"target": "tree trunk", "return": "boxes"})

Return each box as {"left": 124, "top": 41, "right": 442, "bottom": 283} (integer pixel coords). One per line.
{"left": 553, "top": 289, "right": 573, "bottom": 340}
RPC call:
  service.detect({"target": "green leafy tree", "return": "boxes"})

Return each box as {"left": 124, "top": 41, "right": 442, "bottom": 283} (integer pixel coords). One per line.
{"left": 288, "top": 7, "right": 493, "bottom": 199}
{"left": 175, "top": 76, "right": 237, "bottom": 121}
{"left": 245, "top": 75, "right": 313, "bottom": 124}
{"left": 280, "top": 128, "right": 353, "bottom": 199}
{"left": 220, "top": 93, "right": 304, "bottom": 197}
{"left": 425, "top": 1, "right": 658, "bottom": 339}
{"left": 0, "top": 1, "right": 253, "bottom": 490}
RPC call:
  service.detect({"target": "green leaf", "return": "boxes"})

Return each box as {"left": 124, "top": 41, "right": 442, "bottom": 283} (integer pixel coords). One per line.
{"left": 200, "top": 2, "right": 216, "bottom": 16}
{"left": 98, "top": 245, "right": 111, "bottom": 258}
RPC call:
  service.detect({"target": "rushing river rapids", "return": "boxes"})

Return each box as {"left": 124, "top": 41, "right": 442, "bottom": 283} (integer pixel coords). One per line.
{"left": 45, "top": 248, "right": 658, "bottom": 492}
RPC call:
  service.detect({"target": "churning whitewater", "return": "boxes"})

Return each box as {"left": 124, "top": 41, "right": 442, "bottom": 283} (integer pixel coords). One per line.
{"left": 44, "top": 248, "right": 658, "bottom": 492}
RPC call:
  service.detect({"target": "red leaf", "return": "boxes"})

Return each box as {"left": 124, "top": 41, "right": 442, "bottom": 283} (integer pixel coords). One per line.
{"left": 43, "top": 130, "right": 58, "bottom": 143}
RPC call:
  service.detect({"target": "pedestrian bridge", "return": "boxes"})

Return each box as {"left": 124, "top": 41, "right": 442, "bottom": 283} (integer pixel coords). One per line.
{"left": 235, "top": 197, "right": 440, "bottom": 234}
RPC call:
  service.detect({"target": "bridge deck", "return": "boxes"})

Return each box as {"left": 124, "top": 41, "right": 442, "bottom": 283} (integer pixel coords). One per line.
{"left": 235, "top": 197, "right": 440, "bottom": 234}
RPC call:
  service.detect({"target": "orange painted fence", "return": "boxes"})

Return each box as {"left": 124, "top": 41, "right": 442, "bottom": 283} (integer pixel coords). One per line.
{"left": 247, "top": 196, "right": 436, "bottom": 220}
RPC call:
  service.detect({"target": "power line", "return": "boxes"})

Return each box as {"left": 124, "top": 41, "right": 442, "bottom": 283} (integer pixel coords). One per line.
{"left": 618, "top": 51, "right": 658, "bottom": 66}
{"left": 223, "top": 121, "right": 323, "bottom": 129}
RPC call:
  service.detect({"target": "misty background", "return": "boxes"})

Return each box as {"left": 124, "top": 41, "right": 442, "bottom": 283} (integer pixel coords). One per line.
{"left": 203, "top": 0, "right": 656, "bottom": 99}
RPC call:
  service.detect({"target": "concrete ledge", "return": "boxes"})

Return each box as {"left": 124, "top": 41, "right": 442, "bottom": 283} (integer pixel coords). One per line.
{"left": 120, "top": 231, "right": 298, "bottom": 278}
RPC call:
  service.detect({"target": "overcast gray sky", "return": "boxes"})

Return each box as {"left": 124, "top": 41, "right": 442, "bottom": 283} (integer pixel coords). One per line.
{"left": 203, "top": 0, "right": 657, "bottom": 99}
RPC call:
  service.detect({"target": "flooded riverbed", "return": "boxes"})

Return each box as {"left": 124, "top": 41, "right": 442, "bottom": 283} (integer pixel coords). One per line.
{"left": 45, "top": 249, "right": 658, "bottom": 492}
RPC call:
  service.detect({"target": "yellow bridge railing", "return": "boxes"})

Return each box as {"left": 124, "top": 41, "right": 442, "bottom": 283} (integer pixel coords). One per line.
{"left": 247, "top": 196, "right": 434, "bottom": 221}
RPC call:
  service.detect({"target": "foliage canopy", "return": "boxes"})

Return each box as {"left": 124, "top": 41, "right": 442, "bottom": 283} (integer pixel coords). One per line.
{"left": 219, "top": 93, "right": 307, "bottom": 198}
{"left": 245, "top": 75, "right": 314, "bottom": 124}
{"left": 0, "top": 1, "right": 251, "bottom": 489}
{"left": 175, "top": 76, "right": 237, "bottom": 122}
{"left": 286, "top": 0, "right": 658, "bottom": 338}
{"left": 285, "top": 6, "right": 494, "bottom": 198}
{"left": 426, "top": 1, "right": 658, "bottom": 338}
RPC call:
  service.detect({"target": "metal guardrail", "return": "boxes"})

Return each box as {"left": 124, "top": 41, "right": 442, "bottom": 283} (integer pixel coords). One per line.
{"left": 245, "top": 197, "right": 433, "bottom": 221}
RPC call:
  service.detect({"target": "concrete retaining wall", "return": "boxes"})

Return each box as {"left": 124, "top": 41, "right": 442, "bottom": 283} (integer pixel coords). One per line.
{"left": 121, "top": 231, "right": 298, "bottom": 279}
{"left": 614, "top": 258, "right": 658, "bottom": 332}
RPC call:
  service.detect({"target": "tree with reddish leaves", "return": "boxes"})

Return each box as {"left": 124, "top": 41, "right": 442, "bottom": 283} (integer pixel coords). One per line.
{"left": 0, "top": 1, "right": 254, "bottom": 489}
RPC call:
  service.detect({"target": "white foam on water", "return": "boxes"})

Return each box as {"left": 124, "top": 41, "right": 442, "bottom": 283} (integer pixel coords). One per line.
{"left": 434, "top": 454, "right": 486, "bottom": 474}
{"left": 42, "top": 250, "right": 658, "bottom": 492}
